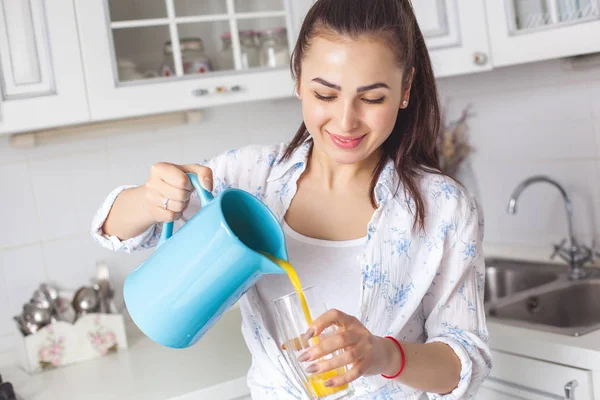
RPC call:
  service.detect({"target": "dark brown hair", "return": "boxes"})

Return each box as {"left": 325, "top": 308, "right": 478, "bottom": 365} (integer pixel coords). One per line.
{"left": 281, "top": 0, "right": 442, "bottom": 230}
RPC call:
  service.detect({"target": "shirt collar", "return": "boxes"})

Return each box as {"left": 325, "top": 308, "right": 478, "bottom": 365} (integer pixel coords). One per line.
{"left": 268, "top": 141, "right": 401, "bottom": 206}
{"left": 267, "top": 141, "right": 312, "bottom": 183}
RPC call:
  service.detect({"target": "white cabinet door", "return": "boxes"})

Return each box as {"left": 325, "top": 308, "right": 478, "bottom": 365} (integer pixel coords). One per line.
{"left": 0, "top": 0, "right": 89, "bottom": 135}
{"left": 485, "top": 0, "right": 600, "bottom": 67}
{"left": 487, "top": 350, "right": 593, "bottom": 400}
{"left": 412, "top": 0, "right": 492, "bottom": 78}
{"left": 477, "top": 385, "right": 521, "bottom": 400}
{"left": 74, "top": 0, "right": 312, "bottom": 122}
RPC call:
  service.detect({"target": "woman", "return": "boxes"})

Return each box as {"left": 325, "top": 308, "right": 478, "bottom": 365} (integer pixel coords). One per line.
{"left": 92, "top": 0, "right": 491, "bottom": 398}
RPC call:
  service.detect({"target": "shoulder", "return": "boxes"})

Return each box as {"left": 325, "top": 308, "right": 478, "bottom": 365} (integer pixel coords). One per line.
{"left": 205, "top": 142, "right": 290, "bottom": 194}
{"left": 208, "top": 143, "right": 287, "bottom": 169}
{"left": 416, "top": 170, "right": 479, "bottom": 228}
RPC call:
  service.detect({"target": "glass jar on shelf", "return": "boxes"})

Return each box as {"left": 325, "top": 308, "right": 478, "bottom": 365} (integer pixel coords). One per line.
{"left": 258, "top": 27, "right": 290, "bottom": 68}
{"left": 217, "top": 33, "right": 235, "bottom": 71}
{"left": 160, "top": 37, "right": 213, "bottom": 77}
{"left": 240, "top": 30, "right": 260, "bottom": 69}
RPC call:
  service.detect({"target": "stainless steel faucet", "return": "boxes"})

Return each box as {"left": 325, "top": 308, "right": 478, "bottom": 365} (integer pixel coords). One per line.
{"left": 507, "top": 175, "right": 597, "bottom": 280}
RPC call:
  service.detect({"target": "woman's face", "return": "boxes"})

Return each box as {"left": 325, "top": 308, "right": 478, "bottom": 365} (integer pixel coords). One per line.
{"left": 299, "top": 34, "right": 411, "bottom": 165}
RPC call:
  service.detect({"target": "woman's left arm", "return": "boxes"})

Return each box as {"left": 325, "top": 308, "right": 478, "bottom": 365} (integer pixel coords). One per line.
{"left": 417, "top": 194, "right": 492, "bottom": 398}
{"left": 300, "top": 195, "right": 491, "bottom": 397}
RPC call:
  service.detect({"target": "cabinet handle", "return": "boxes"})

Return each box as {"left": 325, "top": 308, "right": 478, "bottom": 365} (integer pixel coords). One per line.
{"left": 473, "top": 52, "right": 488, "bottom": 66}
{"left": 564, "top": 380, "right": 578, "bottom": 400}
{"left": 192, "top": 85, "right": 242, "bottom": 97}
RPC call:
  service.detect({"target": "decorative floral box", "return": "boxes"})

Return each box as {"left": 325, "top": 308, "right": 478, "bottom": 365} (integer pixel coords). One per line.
{"left": 14, "top": 313, "right": 128, "bottom": 374}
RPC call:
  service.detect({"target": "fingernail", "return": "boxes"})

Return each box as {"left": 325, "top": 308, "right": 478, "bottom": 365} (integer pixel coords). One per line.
{"left": 305, "top": 364, "right": 319, "bottom": 374}
{"left": 324, "top": 380, "right": 333, "bottom": 387}
{"left": 304, "top": 327, "right": 315, "bottom": 339}
{"left": 298, "top": 352, "right": 311, "bottom": 362}
{"left": 201, "top": 177, "right": 212, "bottom": 190}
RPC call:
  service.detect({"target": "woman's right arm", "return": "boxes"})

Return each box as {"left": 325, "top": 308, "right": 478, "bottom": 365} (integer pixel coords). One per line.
{"left": 92, "top": 162, "right": 213, "bottom": 252}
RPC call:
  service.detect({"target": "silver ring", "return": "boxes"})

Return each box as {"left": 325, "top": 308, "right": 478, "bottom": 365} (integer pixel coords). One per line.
{"left": 162, "top": 197, "right": 169, "bottom": 210}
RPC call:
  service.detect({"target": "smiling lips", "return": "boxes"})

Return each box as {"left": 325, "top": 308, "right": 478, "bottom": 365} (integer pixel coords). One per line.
{"left": 328, "top": 131, "right": 366, "bottom": 149}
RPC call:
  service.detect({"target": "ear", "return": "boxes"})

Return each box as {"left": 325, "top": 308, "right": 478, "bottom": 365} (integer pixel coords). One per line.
{"left": 400, "top": 67, "right": 415, "bottom": 109}
{"left": 295, "top": 83, "right": 301, "bottom": 99}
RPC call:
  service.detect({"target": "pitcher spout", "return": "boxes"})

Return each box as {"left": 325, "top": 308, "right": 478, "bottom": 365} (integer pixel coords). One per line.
{"left": 259, "top": 252, "right": 288, "bottom": 275}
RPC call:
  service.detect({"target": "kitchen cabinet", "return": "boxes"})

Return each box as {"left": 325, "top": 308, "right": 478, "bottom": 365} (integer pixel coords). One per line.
{"left": 412, "top": 0, "right": 493, "bottom": 78}
{"left": 485, "top": 0, "right": 600, "bottom": 67}
{"left": 0, "top": 0, "right": 89, "bottom": 135}
{"left": 479, "top": 350, "right": 594, "bottom": 400}
{"left": 72, "top": 0, "right": 314, "bottom": 122}
{"left": 2, "top": 1, "right": 600, "bottom": 136}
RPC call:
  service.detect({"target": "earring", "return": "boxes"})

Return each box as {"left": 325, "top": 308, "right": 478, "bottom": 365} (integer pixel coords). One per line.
{"left": 402, "top": 100, "right": 408, "bottom": 107}
{"left": 295, "top": 91, "right": 300, "bottom": 99}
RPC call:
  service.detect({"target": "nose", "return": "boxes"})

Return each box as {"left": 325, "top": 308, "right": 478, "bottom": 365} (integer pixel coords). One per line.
{"left": 339, "top": 100, "right": 360, "bottom": 132}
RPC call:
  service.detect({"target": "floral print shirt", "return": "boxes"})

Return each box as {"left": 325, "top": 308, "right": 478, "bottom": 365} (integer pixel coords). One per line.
{"left": 91, "top": 142, "right": 491, "bottom": 400}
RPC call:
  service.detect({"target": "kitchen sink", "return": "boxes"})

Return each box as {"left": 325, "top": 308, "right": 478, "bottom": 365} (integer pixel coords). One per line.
{"left": 489, "top": 280, "right": 600, "bottom": 334}
{"left": 484, "top": 259, "right": 561, "bottom": 303}
{"left": 483, "top": 258, "right": 600, "bottom": 336}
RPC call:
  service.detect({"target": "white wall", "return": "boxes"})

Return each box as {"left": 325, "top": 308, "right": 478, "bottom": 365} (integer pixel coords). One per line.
{"left": 1, "top": 57, "right": 599, "bottom": 352}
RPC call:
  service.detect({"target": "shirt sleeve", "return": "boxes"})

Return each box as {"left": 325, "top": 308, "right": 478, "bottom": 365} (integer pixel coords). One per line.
{"left": 422, "top": 195, "right": 492, "bottom": 399}
{"left": 89, "top": 144, "right": 277, "bottom": 253}
{"left": 89, "top": 159, "right": 217, "bottom": 253}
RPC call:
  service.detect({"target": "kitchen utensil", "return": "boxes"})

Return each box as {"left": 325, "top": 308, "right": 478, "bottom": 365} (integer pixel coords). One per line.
{"left": 94, "top": 261, "right": 114, "bottom": 314}
{"left": 13, "top": 314, "right": 37, "bottom": 336}
{"left": 124, "top": 172, "right": 287, "bottom": 349}
{"left": 0, "top": 374, "right": 16, "bottom": 400}
{"left": 39, "top": 283, "right": 59, "bottom": 306}
{"left": 72, "top": 286, "right": 100, "bottom": 321}
{"left": 22, "top": 302, "right": 52, "bottom": 328}
{"left": 272, "top": 286, "right": 354, "bottom": 400}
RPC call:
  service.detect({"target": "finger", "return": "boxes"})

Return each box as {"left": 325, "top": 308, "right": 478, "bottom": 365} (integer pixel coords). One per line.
{"left": 146, "top": 186, "right": 187, "bottom": 213}
{"left": 305, "top": 347, "right": 357, "bottom": 375}
{"left": 281, "top": 335, "right": 311, "bottom": 351}
{"left": 323, "top": 362, "right": 363, "bottom": 388}
{"left": 151, "top": 163, "right": 194, "bottom": 191}
{"left": 181, "top": 164, "right": 213, "bottom": 191}
{"left": 298, "top": 330, "right": 358, "bottom": 362}
{"left": 153, "top": 207, "right": 182, "bottom": 223}
{"left": 307, "top": 309, "right": 356, "bottom": 338}
{"left": 153, "top": 179, "right": 193, "bottom": 203}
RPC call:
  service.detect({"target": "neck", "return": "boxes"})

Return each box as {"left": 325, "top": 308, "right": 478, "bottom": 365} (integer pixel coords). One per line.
{"left": 307, "top": 145, "right": 382, "bottom": 191}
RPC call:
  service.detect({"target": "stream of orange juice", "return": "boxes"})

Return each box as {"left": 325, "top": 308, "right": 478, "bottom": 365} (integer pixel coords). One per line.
{"left": 264, "top": 253, "right": 349, "bottom": 397}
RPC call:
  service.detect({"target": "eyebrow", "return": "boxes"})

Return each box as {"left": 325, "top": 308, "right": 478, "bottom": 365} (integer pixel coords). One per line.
{"left": 312, "top": 77, "right": 390, "bottom": 93}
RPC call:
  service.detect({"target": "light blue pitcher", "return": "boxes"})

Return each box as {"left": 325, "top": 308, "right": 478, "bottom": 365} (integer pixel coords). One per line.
{"left": 123, "top": 173, "right": 288, "bottom": 349}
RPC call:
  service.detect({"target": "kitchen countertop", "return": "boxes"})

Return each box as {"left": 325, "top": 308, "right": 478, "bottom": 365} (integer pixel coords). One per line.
{"left": 2, "top": 243, "right": 599, "bottom": 400}
{"left": 0, "top": 308, "right": 252, "bottom": 400}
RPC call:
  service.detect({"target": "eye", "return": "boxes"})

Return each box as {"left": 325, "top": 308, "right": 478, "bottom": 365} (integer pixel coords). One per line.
{"left": 314, "top": 91, "right": 336, "bottom": 102}
{"left": 362, "top": 96, "right": 386, "bottom": 104}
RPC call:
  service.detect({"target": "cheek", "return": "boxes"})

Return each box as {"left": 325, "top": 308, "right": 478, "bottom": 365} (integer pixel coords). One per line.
{"left": 366, "top": 107, "right": 399, "bottom": 136}
{"left": 302, "top": 98, "right": 329, "bottom": 128}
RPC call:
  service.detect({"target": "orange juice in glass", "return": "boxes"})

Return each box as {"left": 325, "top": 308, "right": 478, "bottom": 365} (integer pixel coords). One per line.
{"left": 272, "top": 285, "right": 354, "bottom": 400}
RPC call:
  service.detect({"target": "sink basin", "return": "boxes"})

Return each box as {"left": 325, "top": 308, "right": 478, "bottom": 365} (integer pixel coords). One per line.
{"left": 484, "top": 258, "right": 561, "bottom": 303}
{"left": 488, "top": 280, "right": 600, "bottom": 336}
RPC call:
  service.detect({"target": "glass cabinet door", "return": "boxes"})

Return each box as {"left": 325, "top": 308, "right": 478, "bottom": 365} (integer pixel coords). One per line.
{"left": 107, "top": 0, "right": 292, "bottom": 84}
{"left": 510, "top": 0, "right": 599, "bottom": 32}
{"left": 486, "top": 0, "right": 600, "bottom": 66}
{"left": 74, "top": 0, "right": 311, "bottom": 121}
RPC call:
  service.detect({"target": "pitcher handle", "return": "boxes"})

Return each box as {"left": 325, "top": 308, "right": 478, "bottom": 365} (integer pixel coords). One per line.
{"left": 157, "top": 172, "right": 214, "bottom": 247}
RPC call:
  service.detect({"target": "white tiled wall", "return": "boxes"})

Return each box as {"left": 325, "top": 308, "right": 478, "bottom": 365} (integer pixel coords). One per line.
{"left": 1, "top": 58, "right": 599, "bottom": 353}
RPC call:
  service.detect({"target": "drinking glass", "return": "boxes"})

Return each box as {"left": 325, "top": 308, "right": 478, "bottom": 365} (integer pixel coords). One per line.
{"left": 272, "top": 285, "right": 354, "bottom": 400}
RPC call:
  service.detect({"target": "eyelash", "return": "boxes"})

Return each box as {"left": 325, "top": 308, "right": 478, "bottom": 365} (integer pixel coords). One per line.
{"left": 313, "top": 92, "right": 386, "bottom": 105}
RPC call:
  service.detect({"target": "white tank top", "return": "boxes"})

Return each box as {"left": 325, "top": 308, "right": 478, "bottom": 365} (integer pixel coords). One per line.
{"left": 255, "top": 219, "right": 366, "bottom": 345}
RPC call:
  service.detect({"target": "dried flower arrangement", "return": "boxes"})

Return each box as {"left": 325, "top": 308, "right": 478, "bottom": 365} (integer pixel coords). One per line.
{"left": 438, "top": 105, "right": 474, "bottom": 178}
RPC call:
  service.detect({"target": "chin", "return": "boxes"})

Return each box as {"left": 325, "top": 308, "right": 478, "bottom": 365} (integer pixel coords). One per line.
{"left": 325, "top": 147, "right": 371, "bottom": 165}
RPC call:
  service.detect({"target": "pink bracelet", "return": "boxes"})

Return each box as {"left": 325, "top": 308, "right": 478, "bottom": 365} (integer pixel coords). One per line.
{"left": 381, "top": 336, "right": 406, "bottom": 379}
